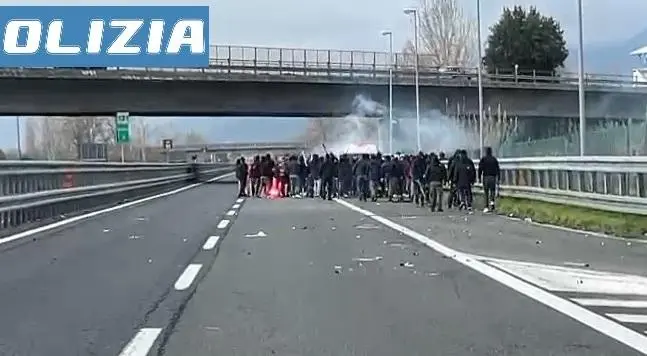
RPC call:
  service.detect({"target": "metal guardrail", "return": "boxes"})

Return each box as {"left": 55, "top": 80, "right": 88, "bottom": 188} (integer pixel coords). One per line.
{"left": 491, "top": 156, "right": 647, "bottom": 215}
{"left": 0, "top": 45, "right": 643, "bottom": 92}
{"left": 0, "top": 161, "right": 234, "bottom": 234}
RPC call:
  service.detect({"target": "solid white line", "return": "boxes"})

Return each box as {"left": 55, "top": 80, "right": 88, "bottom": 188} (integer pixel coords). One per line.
{"left": 333, "top": 198, "right": 647, "bottom": 354}
{"left": 608, "top": 314, "right": 647, "bottom": 324}
{"left": 226, "top": 210, "right": 236, "bottom": 216}
{"left": 0, "top": 172, "right": 235, "bottom": 247}
{"left": 232, "top": 204, "right": 241, "bottom": 209}
{"left": 174, "top": 264, "right": 202, "bottom": 291}
{"left": 573, "top": 299, "right": 647, "bottom": 308}
{"left": 236, "top": 198, "right": 245, "bottom": 203}
{"left": 217, "top": 219, "right": 230, "bottom": 229}
{"left": 118, "top": 328, "right": 162, "bottom": 356}
{"left": 202, "top": 235, "right": 220, "bottom": 250}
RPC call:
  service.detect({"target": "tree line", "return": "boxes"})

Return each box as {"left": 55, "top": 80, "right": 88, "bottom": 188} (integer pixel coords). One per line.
{"left": 402, "top": 0, "right": 569, "bottom": 76}
{"left": 0, "top": 117, "right": 209, "bottom": 161}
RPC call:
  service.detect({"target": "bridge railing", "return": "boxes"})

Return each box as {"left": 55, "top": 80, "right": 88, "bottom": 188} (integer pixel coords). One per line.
{"left": 0, "top": 44, "right": 643, "bottom": 91}
{"left": 0, "top": 161, "right": 234, "bottom": 235}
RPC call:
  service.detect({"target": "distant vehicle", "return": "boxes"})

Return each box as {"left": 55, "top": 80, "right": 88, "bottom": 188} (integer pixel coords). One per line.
{"left": 438, "top": 66, "right": 472, "bottom": 80}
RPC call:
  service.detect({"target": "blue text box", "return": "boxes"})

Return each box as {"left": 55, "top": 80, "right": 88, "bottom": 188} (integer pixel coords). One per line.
{"left": 0, "top": 6, "right": 209, "bottom": 68}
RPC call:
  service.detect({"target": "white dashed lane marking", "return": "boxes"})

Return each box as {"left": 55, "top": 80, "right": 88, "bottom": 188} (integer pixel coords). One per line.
{"left": 202, "top": 236, "right": 221, "bottom": 250}
{"left": 118, "top": 328, "right": 162, "bottom": 356}
{"left": 174, "top": 264, "right": 202, "bottom": 291}
{"left": 232, "top": 204, "right": 241, "bottom": 209}
{"left": 226, "top": 210, "right": 236, "bottom": 216}
{"left": 217, "top": 219, "right": 230, "bottom": 229}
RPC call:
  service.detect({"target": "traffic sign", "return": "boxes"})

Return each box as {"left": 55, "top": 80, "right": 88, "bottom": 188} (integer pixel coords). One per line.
{"left": 162, "top": 139, "right": 173, "bottom": 150}
{"left": 115, "top": 112, "right": 130, "bottom": 143}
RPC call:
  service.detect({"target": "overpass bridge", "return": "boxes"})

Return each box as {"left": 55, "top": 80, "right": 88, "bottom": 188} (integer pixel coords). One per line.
{"left": 165, "top": 141, "right": 307, "bottom": 162}
{"left": 0, "top": 45, "right": 645, "bottom": 121}
{"left": 167, "top": 142, "right": 307, "bottom": 153}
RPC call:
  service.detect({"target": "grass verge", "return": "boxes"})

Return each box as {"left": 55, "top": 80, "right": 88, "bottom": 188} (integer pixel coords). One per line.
{"left": 475, "top": 195, "right": 647, "bottom": 239}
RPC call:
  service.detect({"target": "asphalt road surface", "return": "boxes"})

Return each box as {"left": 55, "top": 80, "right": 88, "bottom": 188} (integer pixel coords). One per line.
{"left": 3, "top": 186, "right": 647, "bottom": 355}
{"left": 0, "top": 176, "right": 239, "bottom": 356}
{"left": 157, "top": 197, "right": 644, "bottom": 356}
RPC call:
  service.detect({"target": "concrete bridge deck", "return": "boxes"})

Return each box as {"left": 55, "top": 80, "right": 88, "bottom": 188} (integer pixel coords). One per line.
{"left": 0, "top": 45, "right": 644, "bottom": 118}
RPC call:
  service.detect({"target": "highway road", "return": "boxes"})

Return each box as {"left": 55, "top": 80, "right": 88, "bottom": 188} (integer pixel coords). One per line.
{"left": 2, "top": 184, "right": 647, "bottom": 355}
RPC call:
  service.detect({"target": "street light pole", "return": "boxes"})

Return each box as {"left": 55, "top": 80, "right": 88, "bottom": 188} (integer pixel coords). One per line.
{"left": 577, "top": 0, "right": 586, "bottom": 156}
{"left": 404, "top": 8, "right": 421, "bottom": 152}
{"left": 382, "top": 30, "right": 394, "bottom": 154}
{"left": 15, "top": 116, "right": 22, "bottom": 160}
{"left": 476, "top": 0, "right": 484, "bottom": 157}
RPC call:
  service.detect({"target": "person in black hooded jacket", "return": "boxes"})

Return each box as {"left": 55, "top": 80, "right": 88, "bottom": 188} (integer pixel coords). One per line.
{"left": 411, "top": 152, "right": 427, "bottom": 206}
{"left": 452, "top": 150, "right": 476, "bottom": 210}
{"left": 235, "top": 157, "right": 249, "bottom": 197}
{"left": 353, "top": 153, "right": 371, "bottom": 201}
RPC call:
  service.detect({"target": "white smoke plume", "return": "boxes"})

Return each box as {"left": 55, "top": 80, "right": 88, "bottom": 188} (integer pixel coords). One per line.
{"left": 314, "top": 95, "right": 478, "bottom": 155}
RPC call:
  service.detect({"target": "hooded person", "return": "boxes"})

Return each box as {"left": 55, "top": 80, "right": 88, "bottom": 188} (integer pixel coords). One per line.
{"left": 411, "top": 151, "right": 427, "bottom": 207}
{"left": 452, "top": 150, "right": 476, "bottom": 210}
{"left": 424, "top": 153, "right": 447, "bottom": 212}
{"left": 478, "top": 146, "right": 501, "bottom": 212}
{"left": 353, "top": 153, "right": 371, "bottom": 201}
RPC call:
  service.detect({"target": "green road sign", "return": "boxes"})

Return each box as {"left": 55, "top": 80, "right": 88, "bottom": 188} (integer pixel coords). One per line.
{"left": 115, "top": 112, "right": 130, "bottom": 143}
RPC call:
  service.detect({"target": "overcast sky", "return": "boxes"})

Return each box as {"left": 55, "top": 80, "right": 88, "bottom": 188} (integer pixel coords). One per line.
{"left": 11, "top": 0, "right": 647, "bottom": 49}
{"left": 2, "top": 0, "right": 646, "bottom": 150}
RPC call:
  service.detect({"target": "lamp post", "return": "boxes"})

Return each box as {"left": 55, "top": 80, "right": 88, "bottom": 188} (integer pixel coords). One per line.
{"left": 577, "top": 0, "right": 586, "bottom": 156}
{"left": 404, "top": 8, "right": 421, "bottom": 152}
{"left": 15, "top": 116, "right": 22, "bottom": 160}
{"left": 476, "top": 0, "right": 484, "bottom": 157}
{"left": 381, "top": 30, "right": 394, "bottom": 154}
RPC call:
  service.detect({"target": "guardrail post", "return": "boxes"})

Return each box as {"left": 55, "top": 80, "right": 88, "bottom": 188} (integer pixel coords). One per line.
{"left": 303, "top": 49, "right": 307, "bottom": 76}
{"left": 350, "top": 51, "right": 354, "bottom": 79}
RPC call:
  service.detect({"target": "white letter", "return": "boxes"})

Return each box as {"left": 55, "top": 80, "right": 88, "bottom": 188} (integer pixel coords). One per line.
{"left": 3, "top": 20, "right": 41, "bottom": 54}
{"left": 147, "top": 20, "right": 164, "bottom": 54}
{"left": 107, "top": 20, "right": 142, "bottom": 54}
{"left": 45, "top": 20, "right": 81, "bottom": 54}
{"left": 87, "top": 20, "right": 104, "bottom": 54}
{"left": 167, "top": 20, "right": 204, "bottom": 54}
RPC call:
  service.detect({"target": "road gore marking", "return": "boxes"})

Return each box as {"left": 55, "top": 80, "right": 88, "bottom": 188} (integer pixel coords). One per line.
{"left": 118, "top": 328, "right": 162, "bottom": 356}
{"left": 174, "top": 264, "right": 202, "bottom": 291}
{"left": 334, "top": 198, "right": 647, "bottom": 355}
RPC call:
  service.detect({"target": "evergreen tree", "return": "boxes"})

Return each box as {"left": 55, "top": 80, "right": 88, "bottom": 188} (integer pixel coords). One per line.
{"left": 484, "top": 6, "right": 568, "bottom": 76}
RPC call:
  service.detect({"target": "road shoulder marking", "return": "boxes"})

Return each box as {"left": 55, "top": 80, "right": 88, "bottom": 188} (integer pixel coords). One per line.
{"left": 0, "top": 172, "right": 234, "bottom": 246}
{"left": 334, "top": 198, "right": 647, "bottom": 354}
{"left": 118, "top": 328, "right": 162, "bottom": 356}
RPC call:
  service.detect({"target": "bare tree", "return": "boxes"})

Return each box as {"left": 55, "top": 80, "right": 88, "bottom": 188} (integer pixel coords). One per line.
{"left": 401, "top": 0, "right": 477, "bottom": 68}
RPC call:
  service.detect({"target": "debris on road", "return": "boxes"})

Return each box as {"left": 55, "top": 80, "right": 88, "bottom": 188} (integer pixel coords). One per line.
{"left": 399, "top": 261, "right": 415, "bottom": 268}
{"left": 352, "top": 256, "right": 383, "bottom": 262}
{"left": 102, "top": 228, "right": 111, "bottom": 233}
{"left": 563, "top": 261, "right": 590, "bottom": 268}
{"left": 128, "top": 234, "right": 141, "bottom": 240}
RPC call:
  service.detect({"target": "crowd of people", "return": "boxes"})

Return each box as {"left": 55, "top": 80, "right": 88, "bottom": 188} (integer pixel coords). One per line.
{"left": 234, "top": 147, "right": 501, "bottom": 212}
